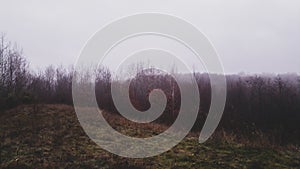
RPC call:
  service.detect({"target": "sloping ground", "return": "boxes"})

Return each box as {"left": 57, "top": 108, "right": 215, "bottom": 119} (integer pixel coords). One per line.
{"left": 0, "top": 105, "right": 299, "bottom": 169}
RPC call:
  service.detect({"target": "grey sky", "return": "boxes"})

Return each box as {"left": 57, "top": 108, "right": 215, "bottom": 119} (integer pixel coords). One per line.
{"left": 0, "top": 0, "right": 299, "bottom": 74}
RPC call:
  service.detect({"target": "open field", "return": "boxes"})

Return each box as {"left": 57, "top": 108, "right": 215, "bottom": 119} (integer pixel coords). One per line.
{"left": 1, "top": 104, "right": 300, "bottom": 169}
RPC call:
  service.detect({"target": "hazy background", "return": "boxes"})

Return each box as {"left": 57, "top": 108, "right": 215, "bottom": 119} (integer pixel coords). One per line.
{"left": 0, "top": 0, "right": 299, "bottom": 74}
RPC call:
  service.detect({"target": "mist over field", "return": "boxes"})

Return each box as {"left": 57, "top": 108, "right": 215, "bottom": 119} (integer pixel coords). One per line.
{"left": 1, "top": 1, "right": 300, "bottom": 168}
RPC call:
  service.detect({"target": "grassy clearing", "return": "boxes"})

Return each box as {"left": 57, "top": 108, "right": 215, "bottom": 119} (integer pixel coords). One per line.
{"left": 0, "top": 105, "right": 299, "bottom": 169}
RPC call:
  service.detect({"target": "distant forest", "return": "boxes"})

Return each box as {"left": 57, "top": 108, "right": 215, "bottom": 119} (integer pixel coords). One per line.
{"left": 1, "top": 34, "right": 300, "bottom": 146}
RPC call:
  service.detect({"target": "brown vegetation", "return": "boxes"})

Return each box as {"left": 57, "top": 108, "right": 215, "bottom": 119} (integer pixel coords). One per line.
{"left": 1, "top": 105, "right": 299, "bottom": 169}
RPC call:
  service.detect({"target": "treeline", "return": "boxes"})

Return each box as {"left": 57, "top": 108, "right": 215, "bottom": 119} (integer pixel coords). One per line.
{"left": 1, "top": 35, "right": 300, "bottom": 145}
{"left": 0, "top": 35, "right": 73, "bottom": 109}
{"left": 0, "top": 35, "right": 30, "bottom": 108}
{"left": 95, "top": 70, "right": 300, "bottom": 145}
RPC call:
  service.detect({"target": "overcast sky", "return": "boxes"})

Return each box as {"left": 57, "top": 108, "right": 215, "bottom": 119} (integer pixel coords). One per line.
{"left": 0, "top": 0, "right": 299, "bottom": 74}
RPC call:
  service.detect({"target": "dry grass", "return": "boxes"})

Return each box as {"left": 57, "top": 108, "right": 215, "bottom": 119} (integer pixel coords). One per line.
{"left": 0, "top": 104, "right": 299, "bottom": 169}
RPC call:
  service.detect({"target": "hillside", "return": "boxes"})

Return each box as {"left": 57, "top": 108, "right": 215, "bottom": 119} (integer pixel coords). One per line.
{"left": 0, "top": 105, "right": 300, "bottom": 169}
